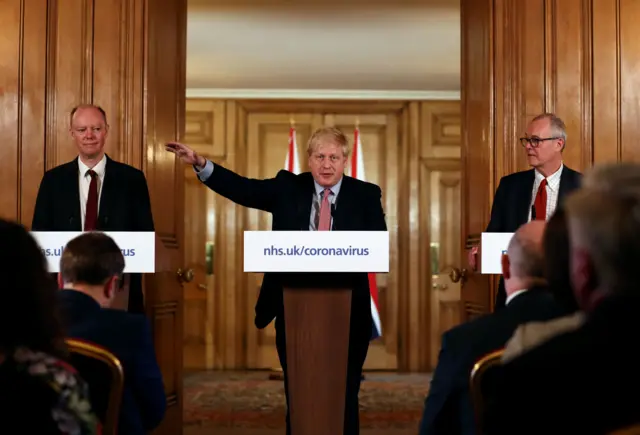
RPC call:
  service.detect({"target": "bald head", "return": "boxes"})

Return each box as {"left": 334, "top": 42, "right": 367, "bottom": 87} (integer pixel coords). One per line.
{"left": 506, "top": 221, "right": 546, "bottom": 279}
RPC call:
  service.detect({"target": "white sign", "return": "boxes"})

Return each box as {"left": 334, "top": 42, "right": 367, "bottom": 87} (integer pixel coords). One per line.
{"left": 481, "top": 232, "right": 514, "bottom": 274}
{"left": 30, "top": 231, "right": 156, "bottom": 273}
{"left": 243, "top": 231, "right": 389, "bottom": 272}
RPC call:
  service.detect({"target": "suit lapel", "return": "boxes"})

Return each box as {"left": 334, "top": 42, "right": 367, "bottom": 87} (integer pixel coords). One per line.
{"left": 516, "top": 169, "right": 535, "bottom": 225}
{"left": 297, "top": 173, "right": 315, "bottom": 230}
{"left": 558, "top": 166, "right": 575, "bottom": 203}
{"left": 65, "top": 158, "right": 82, "bottom": 230}
{"left": 98, "top": 155, "right": 117, "bottom": 228}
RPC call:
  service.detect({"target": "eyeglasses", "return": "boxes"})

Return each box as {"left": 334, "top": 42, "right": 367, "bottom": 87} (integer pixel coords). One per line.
{"left": 519, "top": 137, "right": 562, "bottom": 148}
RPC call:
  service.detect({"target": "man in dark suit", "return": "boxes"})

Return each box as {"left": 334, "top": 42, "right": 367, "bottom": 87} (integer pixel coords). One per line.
{"left": 483, "top": 164, "right": 640, "bottom": 434}
{"left": 57, "top": 232, "right": 166, "bottom": 434}
{"left": 166, "top": 126, "right": 387, "bottom": 435}
{"left": 469, "top": 113, "right": 582, "bottom": 310}
{"left": 31, "top": 104, "right": 154, "bottom": 313}
{"left": 419, "top": 220, "right": 563, "bottom": 435}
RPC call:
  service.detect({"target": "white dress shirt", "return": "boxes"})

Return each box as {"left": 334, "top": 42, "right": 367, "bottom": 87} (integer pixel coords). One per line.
{"left": 527, "top": 163, "right": 563, "bottom": 222}
{"left": 78, "top": 155, "right": 107, "bottom": 230}
{"left": 194, "top": 160, "right": 342, "bottom": 230}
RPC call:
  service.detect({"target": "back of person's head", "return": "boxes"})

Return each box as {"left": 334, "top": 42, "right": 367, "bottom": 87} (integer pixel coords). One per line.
{"left": 59, "top": 232, "right": 125, "bottom": 307}
{"left": 565, "top": 162, "right": 640, "bottom": 309}
{"left": 502, "top": 221, "right": 546, "bottom": 292}
{"left": 565, "top": 187, "right": 640, "bottom": 308}
{"left": 542, "top": 208, "right": 579, "bottom": 314}
{"left": 581, "top": 161, "right": 640, "bottom": 196}
{"left": 0, "top": 219, "right": 65, "bottom": 358}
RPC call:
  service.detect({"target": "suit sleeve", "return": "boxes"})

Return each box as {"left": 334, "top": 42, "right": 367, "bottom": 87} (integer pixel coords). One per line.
{"left": 32, "top": 172, "right": 52, "bottom": 231}
{"left": 129, "top": 317, "right": 167, "bottom": 431}
{"left": 418, "top": 332, "right": 461, "bottom": 435}
{"left": 201, "top": 163, "right": 279, "bottom": 213}
{"left": 133, "top": 170, "right": 155, "bottom": 231}
{"left": 485, "top": 177, "right": 507, "bottom": 232}
{"left": 366, "top": 184, "right": 387, "bottom": 231}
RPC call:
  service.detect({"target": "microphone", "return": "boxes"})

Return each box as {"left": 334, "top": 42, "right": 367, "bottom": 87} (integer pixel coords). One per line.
{"left": 531, "top": 205, "right": 536, "bottom": 220}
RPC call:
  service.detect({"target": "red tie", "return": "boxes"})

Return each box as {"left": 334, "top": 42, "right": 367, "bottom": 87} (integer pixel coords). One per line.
{"left": 318, "top": 189, "right": 332, "bottom": 231}
{"left": 533, "top": 178, "right": 548, "bottom": 221}
{"left": 84, "top": 170, "right": 98, "bottom": 231}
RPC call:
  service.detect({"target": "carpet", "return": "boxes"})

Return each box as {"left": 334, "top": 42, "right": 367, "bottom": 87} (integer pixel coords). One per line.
{"left": 184, "top": 371, "right": 430, "bottom": 429}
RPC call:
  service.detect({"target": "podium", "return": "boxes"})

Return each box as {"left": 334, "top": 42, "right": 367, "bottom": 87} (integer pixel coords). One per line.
{"left": 244, "top": 230, "right": 389, "bottom": 435}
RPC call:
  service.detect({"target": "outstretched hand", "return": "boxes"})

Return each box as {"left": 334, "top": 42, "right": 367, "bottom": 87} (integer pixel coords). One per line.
{"left": 165, "top": 142, "right": 205, "bottom": 167}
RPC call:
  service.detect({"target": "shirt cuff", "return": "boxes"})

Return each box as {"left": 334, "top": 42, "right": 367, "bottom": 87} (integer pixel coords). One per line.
{"left": 193, "top": 159, "right": 214, "bottom": 181}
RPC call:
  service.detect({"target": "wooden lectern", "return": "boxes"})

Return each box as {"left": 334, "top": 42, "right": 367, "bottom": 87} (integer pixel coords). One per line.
{"left": 280, "top": 272, "right": 360, "bottom": 435}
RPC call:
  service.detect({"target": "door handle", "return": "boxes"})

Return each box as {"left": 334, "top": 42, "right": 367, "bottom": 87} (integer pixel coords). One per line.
{"left": 448, "top": 267, "right": 467, "bottom": 283}
{"left": 177, "top": 268, "right": 194, "bottom": 283}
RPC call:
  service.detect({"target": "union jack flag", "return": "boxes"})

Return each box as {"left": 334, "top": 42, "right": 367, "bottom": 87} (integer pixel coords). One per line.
{"left": 352, "top": 127, "right": 382, "bottom": 340}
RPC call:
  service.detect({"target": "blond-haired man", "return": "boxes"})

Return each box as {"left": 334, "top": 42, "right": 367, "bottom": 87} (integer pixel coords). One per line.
{"left": 166, "top": 127, "right": 386, "bottom": 434}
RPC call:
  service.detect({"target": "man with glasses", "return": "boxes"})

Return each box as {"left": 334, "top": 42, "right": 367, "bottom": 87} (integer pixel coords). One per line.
{"left": 166, "top": 126, "right": 386, "bottom": 435}
{"left": 468, "top": 113, "right": 582, "bottom": 310}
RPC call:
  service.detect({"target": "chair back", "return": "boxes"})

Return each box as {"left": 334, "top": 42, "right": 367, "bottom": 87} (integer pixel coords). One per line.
{"left": 470, "top": 348, "right": 504, "bottom": 434}
{"left": 66, "top": 338, "right": 124, "bottom": 435}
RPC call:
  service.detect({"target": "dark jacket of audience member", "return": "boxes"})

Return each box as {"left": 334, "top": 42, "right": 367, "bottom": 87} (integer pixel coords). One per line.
{"left": 484, "top": 179, "right": 640, "bottom": 434}
{"left": 56, "top": 232, "right": 166, "bottom": 434}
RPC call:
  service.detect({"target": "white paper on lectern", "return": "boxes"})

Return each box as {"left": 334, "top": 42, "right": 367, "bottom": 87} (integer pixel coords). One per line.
{"left": 480, "top": 232, "right": 514, "bottom": 274}
{"left": 30, "top": 231, "right": 156, "bottom": 273}
{"left": 243, "top": 230, "right": 389, "bottom": 272}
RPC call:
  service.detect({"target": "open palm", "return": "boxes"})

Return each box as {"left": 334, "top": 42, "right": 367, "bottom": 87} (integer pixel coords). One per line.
{"left": 166, "top": 142, "right": 202, "bottom": 166}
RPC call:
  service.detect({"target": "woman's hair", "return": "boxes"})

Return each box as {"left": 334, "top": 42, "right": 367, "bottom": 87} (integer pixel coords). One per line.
{"left": 0, "top": 219, "right": 66, "bottom": 358}
{"left": 543, "top": 208, "right": 580, "bottom": 314}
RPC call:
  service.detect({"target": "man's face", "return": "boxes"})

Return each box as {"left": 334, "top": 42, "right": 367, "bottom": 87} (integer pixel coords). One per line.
{"left": 522, "top": 118, "right": 563, "bottom": 168}
{"left": 308, "top": 140, "right": 347, "bottom": 187}
{"left": 70, "top": 108, "right": 108, "bottom": 159}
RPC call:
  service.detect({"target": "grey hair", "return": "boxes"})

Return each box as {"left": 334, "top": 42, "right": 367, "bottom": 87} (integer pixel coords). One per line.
{"left": 532, "top": 113, "right": 567, "bottom": 150}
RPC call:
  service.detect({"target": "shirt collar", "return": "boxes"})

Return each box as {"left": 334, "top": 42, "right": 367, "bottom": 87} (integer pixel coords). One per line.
{"left": 78, "top": 154, "right": 107, "bottom": 178}
{"left": 505, "top": 288, "right": 528, "bottom": 305}
{"left": 314, "top": 175, "right": 343, "bottom": 197}
{"left": 535, "top": 163, "right": 563, "bottom": 191}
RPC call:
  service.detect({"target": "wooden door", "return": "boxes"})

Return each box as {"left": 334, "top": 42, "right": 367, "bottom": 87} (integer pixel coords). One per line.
{"left": 145, "top": 0, "right": 187, "bottom": 433}
{"left": 460, "top": 0, "right": 494, "bottom": 317}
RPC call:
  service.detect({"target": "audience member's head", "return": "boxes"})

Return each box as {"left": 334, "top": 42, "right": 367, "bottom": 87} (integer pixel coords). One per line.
{"left": 0, "top": 219, "right": 65, "bottom": 358}
{"left": 542, "top": 208, "right": 579, "bottom": 315}
{"left": 581, "top": 161, "right": 640, "bottom": 196}
{"left": 501, "top": 220, "right": 546, "bottom": 294}
{"left": 565, "top": 162, "right": 640, "bottom": 311}
{"left": 58, "top": 232, "right": 125, "bottom": 307}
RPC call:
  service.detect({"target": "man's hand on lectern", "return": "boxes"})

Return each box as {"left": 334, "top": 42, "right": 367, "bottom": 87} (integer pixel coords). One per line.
{"left": 166, "top": 142, "right": 206, "bottom": 168}
{"left": 468, "top": 246, "right": 479, "bottom": 271}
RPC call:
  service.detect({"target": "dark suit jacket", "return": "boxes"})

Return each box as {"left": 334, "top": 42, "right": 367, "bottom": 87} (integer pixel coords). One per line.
{"left": 200, "top": 164, "right": 387, "bottom": 329}
{"left": 484, "top": 294, "right": 640, "bottom": 435}
{"left": 418, "top": 288, "right": 563, "bottom": 435}
{"left": 486, "top": 166, "right": 582, "bottom": 309}
{"left": 32, "top": 154, "right": 154, "bottom": 312}
{"left": 57, "top": 290, "right": 166, "bottom": 434}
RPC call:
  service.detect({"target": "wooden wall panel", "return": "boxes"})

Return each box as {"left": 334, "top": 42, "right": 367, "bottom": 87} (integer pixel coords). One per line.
{"left": 462, "top": 0, "right": 640, "bottom": 314}
{"left": 0, "top": 1, "right": 187, "bottom": 433}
